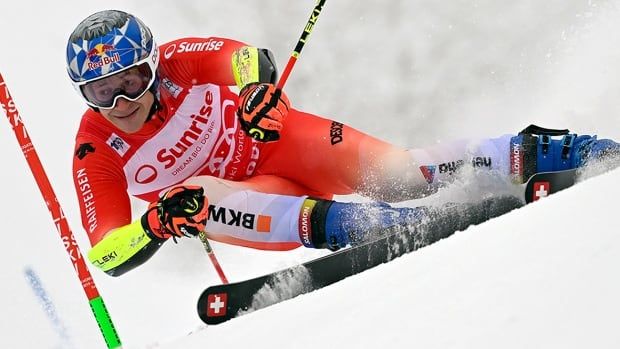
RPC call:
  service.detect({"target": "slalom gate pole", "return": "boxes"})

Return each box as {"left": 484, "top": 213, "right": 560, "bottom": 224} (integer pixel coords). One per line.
{"left": 0, "top": 73, "right": 123, "bottom": 349}
{"left": 276, "top": 0, "right": 327, "bottom": 90}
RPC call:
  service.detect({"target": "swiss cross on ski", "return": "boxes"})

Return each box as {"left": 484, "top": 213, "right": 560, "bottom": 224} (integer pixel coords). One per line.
{"left": 206, "top": 293, "right": 228, "bottom": 317}
{"left": 532, "top": 181, "right": 550, "bottom": 201}
{"left": 524, "top": 170, "right": 576, "bottom": 204}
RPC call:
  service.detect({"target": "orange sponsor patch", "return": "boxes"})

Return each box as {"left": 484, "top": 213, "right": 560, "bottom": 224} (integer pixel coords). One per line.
{"left": 256, "top": 215, "right": 272, "bottom": 233}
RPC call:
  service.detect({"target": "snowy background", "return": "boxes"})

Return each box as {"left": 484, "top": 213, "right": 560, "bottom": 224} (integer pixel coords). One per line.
{"left": 1, "top": 0, "right": 620, "bottom": 348}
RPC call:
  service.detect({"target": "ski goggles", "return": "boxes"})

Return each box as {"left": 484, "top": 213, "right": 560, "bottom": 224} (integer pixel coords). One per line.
{"left": 72, "top": 47, "right": 159, "bottom": 109}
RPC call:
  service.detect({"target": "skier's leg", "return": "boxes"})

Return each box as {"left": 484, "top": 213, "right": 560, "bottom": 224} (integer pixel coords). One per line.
{"left": 91, "top": 174, "right": 524, "bottom": 276}
{"left": 257, "top": 112, "right": 620, "bottom": 202}
{"left": 256, "top": 109, "right": 511, "bottom": 201}
{"left": 256, "top": 109, "right": 442, "bottom": 200}
{"left": 183, "top": 174, "right": 523, "bottom": 251}
{"left": 254, "top": 109, "right": 390, "bottom": 196}
{"left": 183, "top": 174, "right": 322, "bottom": 250}
{"left": 184, "top": 174, "right": 422, "bottom": 250}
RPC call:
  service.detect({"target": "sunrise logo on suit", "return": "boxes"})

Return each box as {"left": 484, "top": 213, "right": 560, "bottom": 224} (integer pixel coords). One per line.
{"left": 156, "top": 90, "right": 215, "bottom": 169}
{"left": 124, "top": 85, "right": 222, "bottom": 196}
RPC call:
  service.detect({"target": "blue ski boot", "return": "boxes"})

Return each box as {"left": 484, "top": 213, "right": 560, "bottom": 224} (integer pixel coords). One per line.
{"left": 323, "top": 201, "right": 425, "bottom": 249}
{"left": 299, "top": 196, "right": 523, "bottom": 250}
{"left": 509, "top": 124, "right": 620, "bottom": 183}
{"left": 298, "top": 198, "right": 424, "bottom": 250}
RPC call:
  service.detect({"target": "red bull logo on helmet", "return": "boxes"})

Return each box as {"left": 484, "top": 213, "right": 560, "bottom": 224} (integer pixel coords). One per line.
{"left": 86, "top": 43, "right": 120, "bottom": 70}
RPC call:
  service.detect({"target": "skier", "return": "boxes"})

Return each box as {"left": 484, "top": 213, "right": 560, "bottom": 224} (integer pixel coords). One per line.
{"left": 68, "top": 10, "right": 619, "bottom": 276}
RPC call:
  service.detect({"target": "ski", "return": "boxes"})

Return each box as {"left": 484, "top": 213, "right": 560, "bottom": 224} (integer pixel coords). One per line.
{"left": 197, "top": 169, "right": 577, "bottom": 325}
{"left": 524, "top": 168, "right": 576, "bottom": 203}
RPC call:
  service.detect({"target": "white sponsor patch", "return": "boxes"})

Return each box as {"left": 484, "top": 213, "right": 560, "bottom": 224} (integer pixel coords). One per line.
{"left": 162, "top": 77, "right": 183, "bottom": 98}
{"left": 107, "top": 133, "right": 129, "bottom": 157}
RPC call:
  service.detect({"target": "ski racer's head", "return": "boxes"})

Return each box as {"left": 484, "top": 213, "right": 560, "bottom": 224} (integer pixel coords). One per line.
{"left": 66, "top": 10, "right": 159, "bottom": 133}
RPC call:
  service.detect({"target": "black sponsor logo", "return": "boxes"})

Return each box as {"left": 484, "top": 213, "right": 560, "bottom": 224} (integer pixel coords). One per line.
{"left": 75, "top": 143, "right": 95, "bottom": 160}
{"left": 92, "top": 251, "right": 117, "bottom": 266}
{"left": 438, "top": 157, "right": 492, "bottom": 175}
{"left": 208, "top": 205, "right": 258, "bottom": 230}
{"left": 471, "top": 156, "right": 492, "bottom": 168}
{"left": 438, "top": 160, "right": 465, "bottom": 175}
{"left": 330, "top": 121, "right": 344, "bottom": 145}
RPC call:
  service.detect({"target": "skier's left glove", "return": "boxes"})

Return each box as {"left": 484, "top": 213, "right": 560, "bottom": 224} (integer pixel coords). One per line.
{"left": 141, "top": 185, "right": 209, "bottom": 240}
{"left": 237, "top": 82, "right": 290, "bottom": 142}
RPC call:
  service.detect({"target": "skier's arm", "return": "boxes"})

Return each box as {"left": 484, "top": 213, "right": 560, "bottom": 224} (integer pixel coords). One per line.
{"left": 159, "top": 37, "right": 278, "bottom": 88}
{"left": 87, "top": 220, "right": 164, "bottom": 276}
{"left": 73, "top": 139, "right": 132, "bottom": 245}
{"left": 89, "top": 175, "right": 433, "bottom": 276}
{"left": 230, "top": 46, "right": 279, "bottom": 89}
{"left": 73, "top": 138, "right": 167, "bottom": 276}
{"left": 86, "top": 185, "right": 210, "bottom": 276}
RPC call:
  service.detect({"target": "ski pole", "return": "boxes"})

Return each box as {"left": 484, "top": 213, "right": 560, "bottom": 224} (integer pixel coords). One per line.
{"left": 199, "top": 232, "right": 229, "bottom": 284}
{"left": 200, "top": 1, "right": 327, "bottom": 281}
{"left": 0, "top": 73, "right": 122, "bottom": 349}
{"left": 247, "top": 0, "right": 326, "bottom": 139}
{"left": 276, "top": 0, "right": 327, "bottom": 90}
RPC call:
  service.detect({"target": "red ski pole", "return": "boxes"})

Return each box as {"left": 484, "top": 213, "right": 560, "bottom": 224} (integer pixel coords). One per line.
{"left": 0, "top": 73, "right": 122, "bottom": 349}
{"left": 246, "top": 0, "right": 326, "bottom": 141}
{"left": 199, "top": 232, "right": 229, "bottom": 284}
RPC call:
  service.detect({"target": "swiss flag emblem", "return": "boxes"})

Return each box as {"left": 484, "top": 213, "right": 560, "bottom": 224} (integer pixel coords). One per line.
{"left": 532, "top": 181, "right": 550, "bottom": 201}
{"left": 206, "top": 293, "right": 228, "bottom": 317}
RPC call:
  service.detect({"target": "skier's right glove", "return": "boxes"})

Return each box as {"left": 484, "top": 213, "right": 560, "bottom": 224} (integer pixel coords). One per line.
{"left": 141, "top": 185, "right": 209, "bottom": 240}
{"left": 237, "top": 82, "right": 290, "bottom": 142}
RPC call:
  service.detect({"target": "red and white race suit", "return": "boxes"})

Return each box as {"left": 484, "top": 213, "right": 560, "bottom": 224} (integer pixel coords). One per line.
{"left": 73, "top": 37, "right": 513, "bottom": 250}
